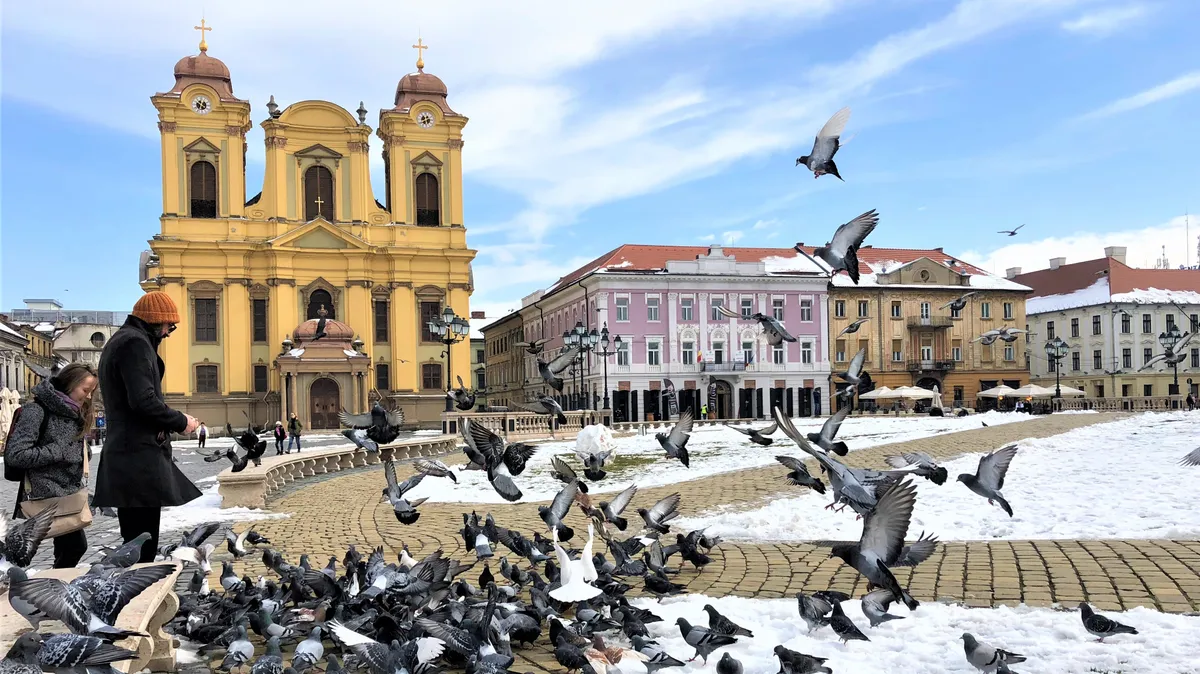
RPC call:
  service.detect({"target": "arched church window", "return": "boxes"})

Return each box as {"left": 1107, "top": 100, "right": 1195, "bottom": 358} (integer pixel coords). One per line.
{"left": 189, "top": 161, "right": 218, "bottom": 218}
{"left": 304, "top": 165, "right": 335, "bottom": 221}
{"left": 307, "top": 289, "right": 334, "bottom": 320}
{"left": 415, "top": 172, "right": 439, "bottom": 226}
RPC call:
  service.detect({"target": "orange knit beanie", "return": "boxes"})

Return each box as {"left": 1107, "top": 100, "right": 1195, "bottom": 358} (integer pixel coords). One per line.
{"left": 132, "top": 291, "right": 181, "bottom": 324}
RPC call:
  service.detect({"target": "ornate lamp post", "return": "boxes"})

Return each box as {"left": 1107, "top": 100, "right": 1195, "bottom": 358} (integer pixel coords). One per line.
{"left": 1159, "top": 323, "right": 1182, "bottom": 396}
{"left": 428, "top": 305, "right": 470, "bottom": 412}
{"left": 595, "top": 324, "right": 621, "bottom": 417}
{"left": 1044, "top": 336, "right": 1069, "bottom": 405}
{"left": 562, "top": 329, "right": 578, "bottom": 409}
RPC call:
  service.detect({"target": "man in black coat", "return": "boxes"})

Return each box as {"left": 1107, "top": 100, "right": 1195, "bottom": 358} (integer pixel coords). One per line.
{"left": 93, "top": 291, "right": 200, "bottom": 563}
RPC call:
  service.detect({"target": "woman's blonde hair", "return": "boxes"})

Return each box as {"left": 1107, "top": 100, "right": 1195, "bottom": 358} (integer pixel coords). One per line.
{"left": 51, "top": 362, "right": 98, "bottom": 439}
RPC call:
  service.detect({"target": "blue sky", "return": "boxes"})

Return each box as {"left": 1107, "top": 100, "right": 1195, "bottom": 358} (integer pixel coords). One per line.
{"left": 3, "top": 0, "right": 1199, "bottom": 318}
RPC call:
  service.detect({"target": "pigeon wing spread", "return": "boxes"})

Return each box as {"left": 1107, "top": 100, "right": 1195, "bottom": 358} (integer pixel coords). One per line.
{"left": 977, "top": 444, "right": 1018, "bottom": 491}
{"left": 859, "top": 481, "right": 917, "bottom": 567}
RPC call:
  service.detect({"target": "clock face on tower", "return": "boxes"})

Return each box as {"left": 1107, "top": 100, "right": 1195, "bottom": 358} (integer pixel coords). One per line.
{"left": 416, "top": 111, "right": 435, "bottom": 129}
{"left": 191, "top": 95, "right": 212, "bottom": 115}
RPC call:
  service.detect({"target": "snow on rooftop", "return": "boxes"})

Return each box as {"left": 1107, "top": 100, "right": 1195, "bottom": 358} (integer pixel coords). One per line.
{"left": 0, "top": 322, "right": 27, "bottom": 340}
{"left": 1112, "top": 287, "right": 1200, "bottom": 305}
{"left": 759, "top": 252, "right": 829, "bottom": 274}
{"left": 1027, "top": 277, "right": 1112, "bottom": 314}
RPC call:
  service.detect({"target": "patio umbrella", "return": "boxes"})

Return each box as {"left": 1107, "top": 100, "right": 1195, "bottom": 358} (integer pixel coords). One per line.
{"left": 1053, "top": 385, "right": 1087, "bottom": 397}
{"left": 976, "top": 384, "right": 1017, "bottom": 398}
{"left": 1010, "top": 384, "right": 1058, "bottom": 397}
{"left": 890, "top": 386, "right": 937, "bottom": 400}
{"left": 931, "top": 385, "right": 944, "bottom": 408}
{"left": 859, "top": 386, "right": 892, "bottom": 400}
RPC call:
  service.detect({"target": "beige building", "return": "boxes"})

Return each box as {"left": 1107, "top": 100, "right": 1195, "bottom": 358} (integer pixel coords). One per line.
{"left": 53, "top": 323, "right": 121, "bottom": 369}
{"left": 481, "top": 311, "right": 525, "bottom": 409}
{"left": 1012, "top": 247, "right": 1200, "bottom": 399}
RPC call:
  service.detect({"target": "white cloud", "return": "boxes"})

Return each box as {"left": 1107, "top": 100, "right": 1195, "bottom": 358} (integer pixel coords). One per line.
{"left": 722, "top": 231, "right": 745, "bottom": 245}
{"left": 752, "top": 218, "right": 778, "bottom": 230}
{"left": 959, "top": 214, "right": 1199, "bottom": 276}
{"left": 1061, "top": 3, "right": 1151, "bottom": 36}
{"left": 1076, "top": 70, "right": 1200, "bottom": 120}
{"left": 698, "top": 234, "right": 716, "bottom": 242}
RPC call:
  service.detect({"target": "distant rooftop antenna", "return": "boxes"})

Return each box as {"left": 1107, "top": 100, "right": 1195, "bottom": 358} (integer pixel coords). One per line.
{"left": 1154, "top": 245, "right": 1170, "bottom": 270}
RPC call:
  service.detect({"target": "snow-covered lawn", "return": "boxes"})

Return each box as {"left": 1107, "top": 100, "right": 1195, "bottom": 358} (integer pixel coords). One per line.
{"left": 403, "top": 411, "right": 1040, "bottom": 504}
{"left": 159, "top": 484, "right": 288, "bottom": 534}
{"left": 678, "top": 411, "right": 1199, "bottom": 542}
{"left": 634, "top": 594, "right": 1200, "bottom": 674}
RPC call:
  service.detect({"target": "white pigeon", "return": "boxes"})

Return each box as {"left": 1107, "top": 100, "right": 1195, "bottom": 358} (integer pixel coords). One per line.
{"left": 549, "top": 524, "right": 602, "bottom": 602}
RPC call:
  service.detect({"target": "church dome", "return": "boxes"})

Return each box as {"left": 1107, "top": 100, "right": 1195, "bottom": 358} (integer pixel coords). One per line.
{"left": 294, "top": 317, "right": 355, "bottom": 342}
{"left": 393, "top": 69, "right": 459, "bottom": 116}
{"left": 165, "top": 46, "right": 239, "bottom": 101}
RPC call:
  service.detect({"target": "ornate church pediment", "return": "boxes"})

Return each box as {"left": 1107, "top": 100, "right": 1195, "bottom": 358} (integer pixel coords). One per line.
{"left": 183, "top": 137, "right": 221, "bottom": 154}
{"left": 270, "top": 219, "right": 369, "bottom": 251}
{"left": 294, "top": 143, "right": 344, "bottom": 160}
{"left": 410, "top": 151, "right": 443, "bottom": 167}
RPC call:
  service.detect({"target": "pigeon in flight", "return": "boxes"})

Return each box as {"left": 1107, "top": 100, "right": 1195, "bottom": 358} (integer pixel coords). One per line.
{"left": 958, "top": 444, "right": 1018, "bottom": 516}
{"left": 550, "top": 456, "right": 590, "bottom": 494}
{"left": 997, "top": 224, "right": 1025, "bottom": 237}
{"left": 1079, "top": 602, "right": 1138, "bottom": 642}
{"left": 537, "top": 346, "right": 580, "bottom": 392}
{"left": 538, "top": 480, "right": 579, "bottom": 542}
{"left": 515, "top": 396, "right": 568, "bottom": 425}
{"left": 827, "top": 480, "right": 923, "bottom": 611}
{"left": 413, "top": 458, "right": 458, "bottom": 483}
{"left": 803, "top": 209, "right": 879, "bottom": 284}
{"left": 638, "top": 493, "right": 682, "bottom": 534}
{"left": 796, "top": 106, "right": 851, "bottom": 180}
{"left": 1, "top": 505, "right": 56, "bottom": 570}
{"left": 656, "top": 409, "right": 694, "bottom": 467}
{"left": 807, "top": 404, "right": 850, "bottom": 456}
{"left": 837, "top": 317, "right": 869, "bottom": 337}
{"left": 381, "top": 459, "right": 428, "bottom": 525}
{"left": 774, "top": 407, "right": 877, "bottom": 514}
{"left": 339, "top": 403, "right": 405, "bottom": 452}
{"left": 446, "top": 375, "right": 477, "bottom": 411}
{"left": 1180, "top": 446, "right": 1200, "bottom": 467}
{"left": 515, "top": 337, "right": 550, "bottom": 355}
{"left": 775, "top": 455, "right": 826, "bottom": 493}
{"left": 884, "top": 451, "right": 949, "bottom": 485}
{"left": 726, "top": 420, "right": 778, "bottom": 446}
{"left": 1139, "top": 331, "right": 1195, "bottom": 371}
{"left": 574, "top": 427, "right": 614, "bottom": 481}
{"left": 973, "top": 326, "right": 1027, "bottom": 345}
{"left": 961, "top": 633, "right": 1026, "bottom": 673}
{"left": 464, "top": 422, "right": 536, "bottom": 502}
{"left": 597, "top": 484, "right": 638, "bottom": 531}
{"left": 835, "top": 347, "right": 868, "bottom": 399}
{"left": 940, "top": 292, "right": 977, "bottom": 313}
{"left": 714, "top": 305, "right": 797, "bottom": 346}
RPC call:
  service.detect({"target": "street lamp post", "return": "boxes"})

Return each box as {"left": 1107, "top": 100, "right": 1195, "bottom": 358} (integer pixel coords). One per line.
{"left": 1044, "top": 336, "right": 1069, "bottom": 409}
{"left": 594, "top": 324, "right": 621, "bottom": 422}
{"left": 1159, "top": 323, "right": 1182, "bottom": 397}
{"left": 562, "top": 329, "right": 578, "bottom": 409}
{"left": 428, "top": 305, "right": 470, "bottom": 412}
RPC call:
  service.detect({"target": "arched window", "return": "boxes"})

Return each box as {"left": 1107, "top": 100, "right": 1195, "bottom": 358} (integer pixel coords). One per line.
{"left": 190, "top": 161, "right": 217, "bottom": 218}
{"left": 304, "top": 165, "right": 335, "bottom": 221}
{"left": 307, "top": 289, "right": 334, "bottom": 320}
{"left": 415, "top": 172, "right": 440, "bottom": 226}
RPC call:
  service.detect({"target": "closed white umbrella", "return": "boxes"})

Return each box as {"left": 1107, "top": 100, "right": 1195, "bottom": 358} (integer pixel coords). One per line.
{"left": 932, "top": 385, "right": 944, "bottom": 408}
{"left": 1053, "top": 385, "right": 1086, "bottom": 397}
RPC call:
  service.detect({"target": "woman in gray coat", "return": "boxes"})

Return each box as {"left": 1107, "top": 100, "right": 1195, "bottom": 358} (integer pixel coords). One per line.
{"left": 5, "top": 363, "right": 99, "bottom": 567}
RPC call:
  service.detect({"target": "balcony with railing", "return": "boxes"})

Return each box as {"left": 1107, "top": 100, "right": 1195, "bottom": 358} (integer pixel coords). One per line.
{"left": 906, "top": 359, "right": 956, "bottom": 372}
{"left": 907, "top": 316, "right": 954, "bottom": 329}
{"left": 701, "top": 361, "right": 747, "bottom": 372}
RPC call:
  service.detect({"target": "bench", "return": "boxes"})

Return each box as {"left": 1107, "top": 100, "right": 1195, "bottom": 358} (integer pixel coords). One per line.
{"left": 0, "top": 561, "right": 183, "bottom": 673}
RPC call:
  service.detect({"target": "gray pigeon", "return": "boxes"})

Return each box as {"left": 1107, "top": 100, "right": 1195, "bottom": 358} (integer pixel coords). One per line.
{"left": 598, "top": 484, "right": 637, "bottom": 531}
{"left": 382, "top": 459, "right": 428, "bottom": 525}
{"left": 537, "top": 481, "right": 579, "bottom": 542}
{"left": 638, "top": 493, "right": 682, "bottom": 534}
{"left": 796, "top": 590, "right": 849, "bottom": 633}
{"left": 36, "top": 633, "right": 138, "bottom": 674}
{"left": 8, "top": 574, "right": 145, "bottom": 639}
{"left": 861, "top": 587, "right": 905, "bottom": 627}
{"left": 292, "top": 625, "right": 325, "bottom": 672}
{"left": 961, "top": 633, "right": 1025, "bottom": 673}
{"left": 884, "top": 451, "right": 949, "bottom": 485}
{"left": 1079, "top": 602, "right": 1138, "bottom": 641}
{"left": 656, "top": 410, "right": 693, "bottom": 467}
{"left": 998, "top": 224, "right": 1024, "bottom": 236}
{"left": 774, "top": 407, "right": 876, "bottom": 514}
{"left": 550, "top": 456, "right": 590, "bottom": 494}
{"left": 773, "top": 645, "right": 832, "bottom": 674}
{"left": 714, "top": 304, "right": 797, "bottom": 345}
{"left": 805, "top": 209, "right": 879, "bottom": 284}
{"left": 828, "top": 602, "right": 869, "bottom": 643}
{"left": 837, "top": 317, "right": 869, "bottom": 336}
{"left": 98, "top": 532, "right": 152, "bottom": 569}
{"left": 629, "top": 635, "right": 686, "bottom": 673}
{"left": 1180, "top": 446, "right": 1200, "bottom": 467}
{"left": 1, "top": 506, "right": 56, "bottom": 569}
{"left": 676, "top": 617, "right": 737, "bottom": 664}
{"left": 0, "top": 633, "right": 43, "bottom": 674}
{"left": 957, "top": 444, "right": 1018, "bottom": 516}
{"left": 716, "top": 652, "right": 743, "bottom": 674}
{"left": 537, "top": 346, "right": 580, "bottom": 392}
{"left": 413, "top": 458, "right": 458, "bottom": 483}
{"left": 796, "top": 106, "right": 851, "bottom": 180}
{"left": 727, "top": 421, "right": 778, "bottom": 446}
{"left": 807, "top": 404, "right": 850, "bottom": 456}
{"left": 775, "top": 455, "right": 826, "bottom": 494}
{"left": 447, "top": 374, "right": 477, "bottom": 411}
{"left": 827, "top": 480, "right": 922, "bottom": 611}
{"left": 250, "top": 636, "right": 283, "bottom": 674}
{"left": 465, "top": 422, "right": 537, "bottom": 502}
{"left": 514, "top": 395, "right": 569, "bottom": 425}
{"left": 939, "top": 291, "right": 977, "bottom": 313}
{"left": 835, "top": 347, "right": 868, "bottom": 399}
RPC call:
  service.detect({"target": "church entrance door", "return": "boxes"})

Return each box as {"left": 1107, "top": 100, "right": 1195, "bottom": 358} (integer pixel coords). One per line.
{"left": 310, "top": 378, "right": 340, "bottom": 429}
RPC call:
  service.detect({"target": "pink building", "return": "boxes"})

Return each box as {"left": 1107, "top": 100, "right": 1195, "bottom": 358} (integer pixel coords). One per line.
{"left": 509, "top": 244, "right": 831, "bottom": 421}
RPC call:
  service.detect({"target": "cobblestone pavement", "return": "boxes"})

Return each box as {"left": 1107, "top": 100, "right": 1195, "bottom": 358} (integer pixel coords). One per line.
{"left": 175, "top": 411, "right": 1200, "bottom": 673}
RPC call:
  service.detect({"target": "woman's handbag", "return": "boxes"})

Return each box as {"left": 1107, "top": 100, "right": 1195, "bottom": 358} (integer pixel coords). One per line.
{"left": 19, "top": 441, "right": 93, "bottom": 538}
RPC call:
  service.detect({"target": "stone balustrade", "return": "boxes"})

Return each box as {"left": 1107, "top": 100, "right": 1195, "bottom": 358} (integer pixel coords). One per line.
{"left": 609, "top": 417, "right": 753, "bottom": 433}
{"left": 1056, "top": 395, "right": 1188, "bottom": 412}
{"left": 441, "top": 410, "right": 601, "bottom": 439}
{"left": 217, "top": 436, "right": 457, "bottom": 509}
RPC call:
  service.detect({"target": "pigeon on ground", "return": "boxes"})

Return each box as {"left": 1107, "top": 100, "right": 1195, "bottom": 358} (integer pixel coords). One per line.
{"left": 998, "top": 224, "right": 1024, "bottom": 236}
{"left": 548, "top": 524, "right": 602, "bottom": 603}
{"left": 1180, "top": 446, "right": 1200, "bottom": 467}
{"left": 656, "top": 410, "right": 693, "bottom": 467}
{"left": 537, "top": 346, "right": 580, "bottom": 392}
{"left": 703, "top": 604, "right": 753, "bottom": 638}
{"left": 884, "top": 451, "right": 949, "bottom": 485}
{"left": 217, "top": 625, "right": 254, "bottom": 671}
{"left": 329, "top": 621, "right": 446, "bottom": 674}
{"left": 159, "top": 521, "right": 220, "bottom": 560}
{"left": 414, "top": 458, "right": 458, "bottom": 483}
{"left": 515, "top": 337, "right": 550, "bottom": 355}
{"left": 775, "top": 456, "right": 826, "bottom": 493}
{"left": 957, "top": 444, "right": 1018, "bottom": 517}
{"left": 598, "top": 484, "right": 638, "bottom": 531}
{"left": 98, "top": 532, "right": 152, "bottom": 569}
{"left": 0, "top": 633, "right": 44, "bottom": 674}
{"left": 171, "top": 542, "right": 215, "bottom": 573}
{"left": 291, "top": 625, "right": 325, "bottom": 672}
{"left": 339, "top": 403, "right": 405, "bottom": 452}
{"left": 861, "top": 587, "right": 905, "bottom": 627}
{"left": 382, "top": 459, "right": 428, "bottom": 524}
{"left": 1079, "top": 602, "right": 1138, "bottom": 641}
{"left": 727, "top": 421, "right": 778, "bottom": 446}
{"left": 827, "top": 480, "right": 922, "bottom": 610}
{"left": 638, "top": 493, "right": 682, "bottom": 534}
{"left": 630, "top": 635, "right": 686, "bottom": 673}
{"left": 225, "top": 529, "right": 268, "bottom": 558}
{"left": 676, "top": 617, "right": 737, "bottom": 664}
{"left": 10, "top": 631, "right": 137, "bottom": 674}
{"left": 716, "top": 652, "right": 744, "bottom": 674}
{"left": 807, "top": 404, "right": 850, "bottom": 456}
{"left": 447, "top": 375, "right": 477, "bottom": 411}
{"left": 829, "top": 602, "right": 870, "bottom": 643}
{"left": 515, "top": 395, "right": 569, "bottom": 426}
{"left": 837, "top": 317, "right": 869, "bottom": 337}
{"left": 550, "top": 456, "right": 590, "bottom": 494}
{"left": 774, "top": 645, "right": 832, "bottom": 674}
{"left": 464, "top": 422, "right": 537, "bottom": 502}
{"left": 834, "top": 347, "right": 868, "bottom": 399}
{"left": 961, "top": 633, "right": 1026, "bottom": 673}
{"left": 250, "top": 636, "right": 283, "bottom": 674}
{"left": 714, "top": 304, "right": 797, "bottom": 346}
{"left": 0, "top": 505, "right": 56, "bottom": 571}
{"left": 797, "top": 590, "right": 850, "bottom": 633}
{"left": 796, "top": 106, "right": 851, "bottom": 180}
{"left": 804, "top": 209, "right": 879, "bottom": 284}
{"left": 940, "top": 292, "right": 978, "bottom": 313}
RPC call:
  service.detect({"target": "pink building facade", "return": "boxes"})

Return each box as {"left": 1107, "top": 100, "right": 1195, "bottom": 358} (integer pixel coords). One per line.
{"left": 511, "top": 245, "right": 831, "bottom": 421}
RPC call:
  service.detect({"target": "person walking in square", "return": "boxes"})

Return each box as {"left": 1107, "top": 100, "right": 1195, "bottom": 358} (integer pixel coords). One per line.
{"left": 5, "top": 363, "right": 100, "bottom": 568}
{"left": 286, "top": 412, "right": 302, "bottom": 453}
{"left": 92, "top": 291, "right": 201, "bottom": 564}
{"left": 273, "top": 421, "right": 287, "bottom": 455}
{"left": 197, "top": 421, "right": 207, "bottom": 449}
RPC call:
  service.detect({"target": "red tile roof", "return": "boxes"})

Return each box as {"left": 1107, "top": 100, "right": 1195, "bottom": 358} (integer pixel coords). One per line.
{"left": 1109, "top": 264, "right": 1200, "bottom": 295}
{"left": 550, "top": 244, "right": 990, "bottom": 290}
{"left": 1014, "top": 257, "right": 1200, "bottom": 299}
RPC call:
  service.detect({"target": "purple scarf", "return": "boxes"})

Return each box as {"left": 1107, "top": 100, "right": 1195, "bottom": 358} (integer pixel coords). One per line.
{"left": 54, "top": 389, "right": 82, "bottom": 415}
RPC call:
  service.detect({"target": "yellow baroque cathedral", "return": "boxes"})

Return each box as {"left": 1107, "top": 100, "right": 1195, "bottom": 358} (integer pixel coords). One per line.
{"left": 140, "top": 30, "right": 475, "bottom": 430}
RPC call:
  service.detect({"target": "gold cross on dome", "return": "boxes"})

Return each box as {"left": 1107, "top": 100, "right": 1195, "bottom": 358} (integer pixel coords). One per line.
{"left": 412, "top": 37, "right": 428, "bottom": 72}
{"left": 194, "top": 18, "right": 212, "bottom": 53}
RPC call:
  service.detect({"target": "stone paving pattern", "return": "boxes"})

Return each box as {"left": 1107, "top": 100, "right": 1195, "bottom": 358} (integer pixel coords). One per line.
{"left": 197, "top": 413, "right": 1200, "bottom": 672}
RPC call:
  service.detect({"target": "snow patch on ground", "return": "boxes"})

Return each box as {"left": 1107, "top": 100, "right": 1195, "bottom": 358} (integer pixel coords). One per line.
{"left": 160, "top": 485, "right": 289, "bottom": 534}
{"left": 679, "top": 411, "right": 1198, "bottom": 541}
{"left": 403, "top": 411, "right": 1037, "bottom": 504}
{"left": 633, "top": 594, "right": 1200, "bottom": 674}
